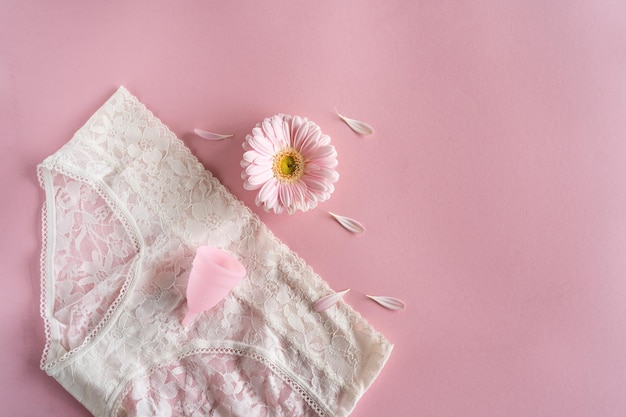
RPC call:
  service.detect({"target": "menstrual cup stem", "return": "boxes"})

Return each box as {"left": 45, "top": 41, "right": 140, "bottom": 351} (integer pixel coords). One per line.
{"left": 182, "top": 311, "right": 197, "bottom": 327}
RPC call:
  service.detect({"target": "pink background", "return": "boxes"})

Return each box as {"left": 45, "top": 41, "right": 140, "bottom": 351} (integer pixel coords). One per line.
{"left": 2, "top": 1, "right": 626, "bottom": 416}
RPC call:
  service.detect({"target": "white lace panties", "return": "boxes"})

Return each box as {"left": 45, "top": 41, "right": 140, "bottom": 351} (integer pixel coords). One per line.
{"left": 37, "top": 87, "right": 392, "bottom": 417}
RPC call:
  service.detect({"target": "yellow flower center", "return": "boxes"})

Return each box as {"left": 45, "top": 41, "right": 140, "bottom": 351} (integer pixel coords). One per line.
{"left": 273, "top": 148, "right": 304, "bottom": 183}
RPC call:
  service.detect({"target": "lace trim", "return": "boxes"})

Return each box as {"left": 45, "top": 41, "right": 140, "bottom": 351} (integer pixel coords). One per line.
{"left": 38, "top": 198, "right": 53, "bottom": 370}
{"left": 37, "top": 163, "right": 144, "bottom": 371}
{"left": 111, "top": 343, "right": 331, "bottom": 417}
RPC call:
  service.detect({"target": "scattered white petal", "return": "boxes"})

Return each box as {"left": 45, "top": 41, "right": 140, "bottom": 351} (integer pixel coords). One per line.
{"left": 314, "top": 289, "right": 350, "bottom": 312}
{"left": 336, "top": 110, "right": 374, "bottom": 135}
{"left": 366, "top": 295, "right": 406, "bottom": 311}
{"left": 194, "top": 128, "right": 234, "bottom": 141}
{"left": 329, "top": 212, "right": 365, "bottom": 234}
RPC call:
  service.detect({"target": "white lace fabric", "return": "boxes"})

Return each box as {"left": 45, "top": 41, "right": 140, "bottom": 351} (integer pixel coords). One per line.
{"left": 37, "top": 87, "right": 393, "bottom": 417}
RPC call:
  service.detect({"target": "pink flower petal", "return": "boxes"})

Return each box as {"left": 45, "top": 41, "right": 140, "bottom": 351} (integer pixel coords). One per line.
{"left": 248, "top": 134, "right": 276, "bottom": 156}
{"left": 243, "top": 180, "right": 257, "bottom": 191}
{"left": 302, "top": 175, "right": 330, "bottom": 192}
{"left": 245, "top": 163, "right": 271, "bottom": 177}
{"left": 292, "top": 117, "right": 309, "bottom": 149}
{"left": 318, "top": 134, "right": 332, "bottom": 147}
{"left": 291, "top": 181, "right": 307, "bottom": 203}
{"left": 194, "top": 128, "right": 234, "bottom": 141}
{"left": 251, "top": 126, "right": 264, "bottom": 138}
{"left": 278, "top": 184, "right": 293, "bottom": 208}
{"left": 314, "top": 289, "right": 350, "bottom": 312}
{"left": 366, "top": 295, "right": 406, "bottom": 311}
{"left": 261, "top": 118, "right": 284, "bottom": 150}
{"left": 242, "top": 150, "right": 260, "bottom": 164}
{"left": 307, "top": 167, "right": 339, "bottom": 183}
{"left": 305, "top": 145, "right": 337, "bottom": 161}
{"left": 298, "top": 124, "right": 322, "bottom": 156}
{"left": 257, "top": 179, "right": 279, "bottom": 208}
{"left": 271, "top": 115, "right": 290, "bottom": 148}
{"left": 336, "top": 111, "right": 374, "bottom": 135}
{"left": 329, "top": 212, "right": 366, "bottom": 234}
{"left": 246, "top": 169, "right": 274, "bottom": 187}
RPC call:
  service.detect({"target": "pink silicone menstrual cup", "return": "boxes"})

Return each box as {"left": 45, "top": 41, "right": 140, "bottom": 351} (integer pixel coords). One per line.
{"left": 182, "top": 246, "right": 246, "bottom": 326}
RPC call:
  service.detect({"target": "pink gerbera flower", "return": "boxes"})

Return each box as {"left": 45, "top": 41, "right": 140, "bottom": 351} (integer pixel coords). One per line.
{"left": 241, "top": 114, "right": 339, "bottom": 214}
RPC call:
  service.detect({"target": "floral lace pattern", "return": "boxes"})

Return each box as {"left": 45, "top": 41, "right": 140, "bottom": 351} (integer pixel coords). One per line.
{"left": 48, "top": 172, "right": 138, "bottom": 352}
{"left": 37, "top": 87, "right": 392, "bottom": 417}
{"left": 117, "top": 348, "right": 321, "bottom": 417}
